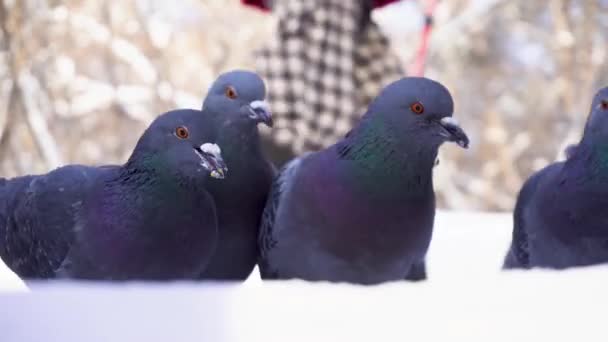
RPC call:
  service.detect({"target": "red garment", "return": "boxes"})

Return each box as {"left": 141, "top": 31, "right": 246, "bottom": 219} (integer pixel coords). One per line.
{"left": 242, "top": 0, "right": 399, "bottom": 11}
{"left": 373, "top": 0, "right": 401, "bottom": 8}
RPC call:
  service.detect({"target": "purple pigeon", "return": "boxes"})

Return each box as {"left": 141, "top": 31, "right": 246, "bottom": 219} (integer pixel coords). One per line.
{"left": 197, "top": 70, "right": 276, "bottom": 281}
{"left": 0, "top": 109, "right": 227, "bottom": 280}
{"left": 258, "top": 77, "right": 469, "bottom": 284}
{"left": 504, "top": 87, "right": 608, "bottom": 269}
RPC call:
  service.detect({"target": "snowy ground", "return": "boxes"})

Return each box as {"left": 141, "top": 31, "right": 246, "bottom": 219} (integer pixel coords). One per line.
{"left": 1, "top": 210, "right": 607, "bottom": 341}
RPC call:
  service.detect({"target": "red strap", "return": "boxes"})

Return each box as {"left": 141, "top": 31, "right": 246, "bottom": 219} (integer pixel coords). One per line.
{"left": 408, "top": 0, "right": 438, "bottom": 77}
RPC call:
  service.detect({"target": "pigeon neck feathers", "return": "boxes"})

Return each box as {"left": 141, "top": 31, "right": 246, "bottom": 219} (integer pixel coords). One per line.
{"left": 566, "top": 138, "right": 608, "bottom": 181}
{"left": 336, "top": 113, "right": 437, "bottom": 195}
{"left": 124, "top": 152, "right": 208, "bottom": 191}
{"left": 569, "top": 87, "right": 608, "bottom": 178}
{"left": 204, "top": 107, "right": 263, "bottom": 155}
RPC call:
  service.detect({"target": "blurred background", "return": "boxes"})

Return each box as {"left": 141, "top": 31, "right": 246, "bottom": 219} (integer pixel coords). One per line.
{"left": 0, "top": 0, "right": 607, "bottom": 211}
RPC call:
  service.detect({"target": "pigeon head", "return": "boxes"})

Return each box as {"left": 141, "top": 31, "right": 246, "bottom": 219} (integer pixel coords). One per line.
{"left": 367, "top": 77, "right": 469, "bottom": 149}
{"left": 130, "top": 109, "right": 228, "bottom": 180}
{"left": 582, "top": 87, "right": 608, "bottom": 142}
{"left": 202, "top": 70, "right": 273, "bottom": 128}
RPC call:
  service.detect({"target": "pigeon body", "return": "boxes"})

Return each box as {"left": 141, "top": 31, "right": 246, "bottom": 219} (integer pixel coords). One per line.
{"left": 0, "top": 109, "right": 227, "bottom": 280}
{"left": 504, "top": 87, "right": 608, "bottom": 269}
{"left": 258, "top": 77, "right": 469, "bottom": 284}
{"left": 0, "top": 166, "right": 103, "bottom": 278}
{"left": 198, "top": 70, "right": 275, "bottom": 280}
{"left": 564, "top": 144, "right": 578, "bottom": 159}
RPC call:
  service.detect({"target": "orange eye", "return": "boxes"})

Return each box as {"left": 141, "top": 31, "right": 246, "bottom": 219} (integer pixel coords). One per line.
{"left": 410, "top": 102, "right": 424, "bottom": 114}
{"left": 225, "top": 86, "right": 238, "bottom": 99}
{"left": 602, "top": 100, "right": 608, "bottom": 110}
{"left": 175, "top": 126, "right": 189, "bottom": 139}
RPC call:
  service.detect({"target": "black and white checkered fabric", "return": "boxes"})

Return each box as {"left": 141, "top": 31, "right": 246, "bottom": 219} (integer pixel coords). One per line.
{"left": 255, "top": 0, "right": 404, "bottom": 154}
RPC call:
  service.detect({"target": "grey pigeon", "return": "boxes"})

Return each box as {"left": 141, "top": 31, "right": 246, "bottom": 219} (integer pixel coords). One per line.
{"left": 197, "top": 70, "right": 276, "bottom": 281}
{"left": 504, "top": 87, "right": 608, "bottom": 270}
{"left": 0, "top": 109, "right": 227, "bottom": 280}
{"left": 258, "top": 77, "right": 469, "bottom": 284}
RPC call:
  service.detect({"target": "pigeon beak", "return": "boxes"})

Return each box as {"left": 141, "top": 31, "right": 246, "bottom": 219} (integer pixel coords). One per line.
{"left": 438, "top": 117, "right": 469, "bottom": 149}
{"left": 194, "top": 143, "right": 228, "bottom": 179}
{"left": 247, "top": 100, "right": 273, "bottom": 127}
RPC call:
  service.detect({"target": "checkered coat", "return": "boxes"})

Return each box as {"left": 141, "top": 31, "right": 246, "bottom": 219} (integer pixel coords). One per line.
{"left": 251, "top": 0, "right": 404, "bottom": 154}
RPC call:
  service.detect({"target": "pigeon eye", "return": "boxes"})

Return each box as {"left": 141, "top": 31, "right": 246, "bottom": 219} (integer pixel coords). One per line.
{"left": 175, "top": 126, "right": 189, "bottom": 139}
{"left": 602, "top": 100, "right": 608, "bottom": 110}
{"left": 225, "top": 86, "right": 238, "bottom": 99}
{"left": 410, "top": 102, "right": 425, "bottom": 114}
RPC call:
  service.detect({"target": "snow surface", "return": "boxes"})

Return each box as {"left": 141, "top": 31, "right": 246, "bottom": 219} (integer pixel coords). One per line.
{"left": 1, "top": 210, "right": 607, "bottom": 341}
{"left": 0, "top": 257, "right": 27, "bottom": 292}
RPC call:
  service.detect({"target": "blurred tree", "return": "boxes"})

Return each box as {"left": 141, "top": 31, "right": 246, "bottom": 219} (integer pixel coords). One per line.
{"left": 0, "top": 0, "right": 607, "bottom": 211}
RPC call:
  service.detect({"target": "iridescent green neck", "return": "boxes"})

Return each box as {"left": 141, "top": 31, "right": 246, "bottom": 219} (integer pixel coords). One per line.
{"left": 589, "top": 142, "right": 608, "bottom": 177}
{"left": 125, "top": 153, "right": 194, "bottom": 194}
{"left": 219, "top": 124, "right": 260, "bottom": 157}
{"left": 339, "top": 117, "right": 436, "bottom": 197}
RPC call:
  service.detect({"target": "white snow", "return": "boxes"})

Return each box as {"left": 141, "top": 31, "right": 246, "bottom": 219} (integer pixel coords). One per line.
{"left": 0, "top": 258, "right": 27, "bottom": 292}
{"left": 1, "top": 210, "right": 607, "bottom": 341}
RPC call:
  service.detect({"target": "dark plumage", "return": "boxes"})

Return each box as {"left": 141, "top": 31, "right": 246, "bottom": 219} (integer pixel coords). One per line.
{"left": 258, "top": 77, "right": 469, "bottom": 284}
{"left": 504, "top": 87, "right": 608, "bottom": 270}
{"left": 0, "top": 109, "right": 227, "bottom": 280}
{"left": 197, "top": 70, "right": 275, "bottom": 281}
{"left": 0, "top": 168, "right": 103, "bottom": 278}
{"left": 564, "top": 144, "right": 578, "bottom": 159}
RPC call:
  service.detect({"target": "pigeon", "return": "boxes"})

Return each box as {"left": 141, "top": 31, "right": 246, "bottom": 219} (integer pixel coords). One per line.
{"left": 197, "top": 70, "right": 276, "bottom": 281}
{"left": 258, "top": 77, "right": 470, "bottom": 284}
{"left": 504, "top": 87, "right": 608, "bottom": 270}
{"left": 0, "top": 109, "right": 228, "bottom": 280}
{"left": 0, "top": 168, "right": 104, "bottom": 279}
